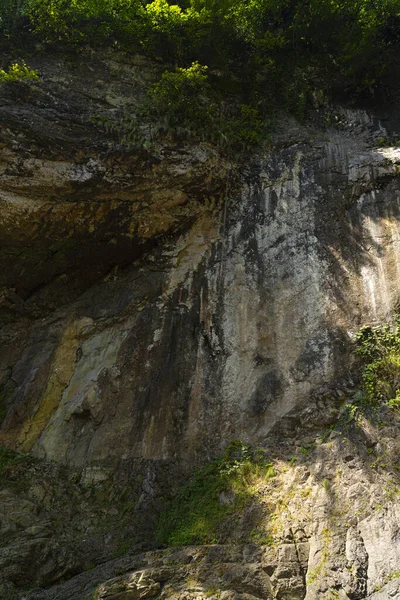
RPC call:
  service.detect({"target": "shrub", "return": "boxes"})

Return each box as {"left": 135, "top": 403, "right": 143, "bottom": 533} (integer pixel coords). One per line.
{"left": 339, "top": 317, "right": 400, "bottom": 424}
{"left": 0, "top": 61, "right": 39, "bottom": 83}
{"left": 355, "top": 318, "right": 400, "bottom": 406}
{"left": 146, "top": 61, "right": 214, "bottom": 136}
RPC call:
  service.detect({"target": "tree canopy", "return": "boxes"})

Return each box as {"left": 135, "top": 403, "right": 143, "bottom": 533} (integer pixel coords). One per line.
{"left": 1, "top": 0, "right": 400, "bottom": 148}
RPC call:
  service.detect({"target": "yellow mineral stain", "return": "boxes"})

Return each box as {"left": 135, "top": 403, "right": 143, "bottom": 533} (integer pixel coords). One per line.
{"left": 165, "top": 207, "right": 219, "bottom": 296}
{"left": 18, "top": 319, "right": 86, "bottom": 452}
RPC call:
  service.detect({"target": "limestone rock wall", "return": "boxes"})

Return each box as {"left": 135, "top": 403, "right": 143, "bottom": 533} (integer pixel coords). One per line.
{"left": 2, "top": 93, "right": 400, "bottom": 471}
{"left": 2, "top": 52, "right": 400, "bottom": 600}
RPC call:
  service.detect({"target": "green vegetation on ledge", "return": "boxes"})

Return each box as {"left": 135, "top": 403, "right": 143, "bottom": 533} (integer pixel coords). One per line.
{"left": 0, "top": 61, "right": 39, "bottom": 83}
{"left": 339, "top": 317, "right": 400, "bottom": 425}
{"left": 1, "top": 0, "right": 400, "bottom": 150}
{"left": 156, "top": 440, "right": 275, "bottom": 546}
{"left": 92, "top": 61, "right": 270, "bottom": 153}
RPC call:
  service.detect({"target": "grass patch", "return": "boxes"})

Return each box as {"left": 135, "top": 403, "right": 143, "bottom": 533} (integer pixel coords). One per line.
{"left": 156, "top": 441, "right": 274, "bottom": 546}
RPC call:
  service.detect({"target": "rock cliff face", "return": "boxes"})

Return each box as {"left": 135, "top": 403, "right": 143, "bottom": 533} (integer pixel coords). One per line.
{"left": 2, "top": 51, "right": 400, "bottom": 599}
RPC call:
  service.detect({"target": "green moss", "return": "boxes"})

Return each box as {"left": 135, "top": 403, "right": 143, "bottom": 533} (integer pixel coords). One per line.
{"left": 0, "top": 445, "right": 38, "bottom": 489}
{"left": 307, "top": 527, "right": 332, "bottom": 585}
{"left": 156, "top": 441, "right": 274, "bottom": 546}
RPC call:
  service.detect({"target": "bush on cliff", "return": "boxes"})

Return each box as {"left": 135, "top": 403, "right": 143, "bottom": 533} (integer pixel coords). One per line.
{"left": 0, "top": 61, "right": 39, "bottom": 83}
{"left": 1, "top": 0, "right": 400, "bottom": 142}
{"left": 339, "top": 317, "right": 400, "bottom": 425}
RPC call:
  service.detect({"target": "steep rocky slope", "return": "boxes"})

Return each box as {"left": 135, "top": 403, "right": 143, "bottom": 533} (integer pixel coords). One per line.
{"left": 7, "top": 408, "right": 400, "bottom": 600}
{"left": 2, "top": 51, "right": 400, "bottom": 599}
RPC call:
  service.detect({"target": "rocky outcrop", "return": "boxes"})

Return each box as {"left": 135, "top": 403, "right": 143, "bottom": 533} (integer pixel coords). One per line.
{"left": 2, "top": 50, "right": 400, "bottom": 598}
{"left": 4, "top": 403, "right": 400, "bottom": 600}
{"left": 23, "top": 543, "right": 309, "bottom": 600}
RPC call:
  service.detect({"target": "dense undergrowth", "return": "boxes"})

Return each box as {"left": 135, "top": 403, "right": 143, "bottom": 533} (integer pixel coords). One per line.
{"left": 156, "top": 440, "right": 275, "bottom": 546}
{"left": 1, "top": 1, "right": 400, "bottom": 151}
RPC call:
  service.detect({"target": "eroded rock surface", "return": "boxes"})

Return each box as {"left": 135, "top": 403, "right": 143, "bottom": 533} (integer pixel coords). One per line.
{"left": 2, "top": 51, "right": 400, "bottom": 599}
{"left": 22, "top": 544, "right": 307, "bottom": 600}
{"left": 8, "top": 406, "right": 400, "bottom": 599}
{"left": 2, "top": 96, "right": 400, "bottom": 469}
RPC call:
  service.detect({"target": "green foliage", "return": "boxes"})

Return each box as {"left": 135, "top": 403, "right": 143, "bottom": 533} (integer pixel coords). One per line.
{"left": 90, "top": 63, "right": 215, "bottom": 150}
{"left": 147, "top": 61, "right": 213, "bottom": 136}
{"left": 156, "top": 440, "right": 274, "bottom": 546}
{"left": 355, "top": 318, "right": 400, "bottom": 406}
{"left": 219, "top": 104, "right": 270, "bottom": 153}
{"left": 322, "top": 478, "right": 331, "bottom": 492}
{"left": 339, "top": 317, "right": 400, "bottom": 425}
{"left": 0, "top": 61, "right": 39, "bottom": 83}
{"left": 145, "top": 66, "right": 270, "bottom": 150}
{"left": 2, "top": 0, "right": 400, "bottom": 129}
{"left": 92, "top": 63, "right": 269, "bottom": 153}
